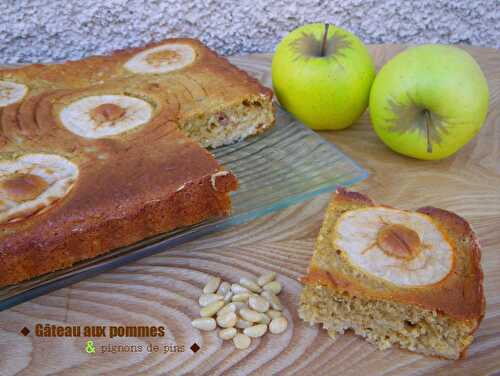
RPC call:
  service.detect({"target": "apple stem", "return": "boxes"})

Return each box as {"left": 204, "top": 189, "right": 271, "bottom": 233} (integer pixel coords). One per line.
{"left": 321, "top": 23, "right": 330, "bottom": 57}
{"left": 423, "top": 110, "right": 433, "bottom": 153}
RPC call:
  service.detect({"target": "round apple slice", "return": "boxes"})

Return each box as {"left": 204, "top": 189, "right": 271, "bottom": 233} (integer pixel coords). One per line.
{"left": 0, "top": 153, "right": 79, "bottom": 223}
{"left": 124, "top": 43, "right": 196, "bottom": 74}
{"left": 0, "top": 80, "right": 28, "bottom": 107}
{"left": 333, "top": 206, "right": 453, "bottom": 286}
{"left": 59, "top": 94, "right": 153, "bottom": 139}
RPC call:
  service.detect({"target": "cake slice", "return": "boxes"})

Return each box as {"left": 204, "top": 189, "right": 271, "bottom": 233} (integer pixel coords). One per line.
{"left": 299, "top": 188, "right": 485, "bottom": 359}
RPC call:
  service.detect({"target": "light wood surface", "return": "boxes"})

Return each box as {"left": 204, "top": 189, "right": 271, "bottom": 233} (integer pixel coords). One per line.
{"left": 0, "top": 45, "right": 499, "bottom": 376}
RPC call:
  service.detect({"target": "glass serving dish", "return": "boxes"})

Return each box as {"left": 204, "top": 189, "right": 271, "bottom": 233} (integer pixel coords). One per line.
{"left": 0, "top": 106, "right": 367, "bottom": 311}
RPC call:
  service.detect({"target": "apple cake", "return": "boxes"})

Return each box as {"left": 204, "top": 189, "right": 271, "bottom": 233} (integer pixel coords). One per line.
{"left": 0, "top": 38, "right": 274, "bottom": 287}
{"left": 299, "top": 188, "right": 485, "bottom": 359}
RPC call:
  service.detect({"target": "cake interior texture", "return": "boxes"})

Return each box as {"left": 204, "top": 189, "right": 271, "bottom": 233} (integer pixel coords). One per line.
{"left": 180, "top": 95, "right": 274, "bottom": 148}
{"left": 300, "top": 284, "right": 476, "bottom": 359}
{"left": 299, "top": 189, "right": 484, "bottom": 360}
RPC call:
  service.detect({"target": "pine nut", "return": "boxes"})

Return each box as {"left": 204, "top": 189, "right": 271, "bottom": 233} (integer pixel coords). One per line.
{"left": 258, "top": 313, "right": 271, "bottom": 325}
{"left": 269, "top": 317, "right": 288, "bottom": 334}
{"left": 217, "top": 281, "right": 231, "bottom": 295}
{"left": 217, "top": 302, "right": 237, "bottom": 317}
{"left": 236, "top": 319, "right": 252, "bottom": 329}
{"left": 231, "top": 283, "right": 250, "bottom": 294}
{"left": 191, "top": 318, "right": 216, "bottom": 331}
{"left": 239, "top": 308, "right": 262, "bottom": 322}
{"left": 269, "top": 296, "right": 283, "bottom": 311}
{"left": 223, "top": 290, "right": 233, "bottom": 302}
{"left": 244, "top": 324, "right": 268, "bottom": 338}
{"left": 203, "top": 276, "right": 221, "bottom": 294}
{"left": 199, "top": 293, "right": 223, "bottom": 307}
{"left": 193, "top": 273, "right": 287, "bottom": 349}
{"left": 219, "top": 301, "right": 245, "bottom": 316}
{"left": 267, "top": 309, "right": 282, "bottom": 319}
{"left": 200, "top": 300, "right": 225, "bottom": 317}
{"left": 232, "top": 293, "right": 250, "bottom": 302}
{"left": 239, "top": 277, "right": 262, "bottom": 292}
{"left": 261, "top": 290, "right": 272, "bottom": 300}
{"left": 257, "top": 272, "right": 276, "bottom": 286}
{"left": 249, "top": 295, "right": 270, "bottom": 313}
{"left": 217, "top": 311, "right": 237, "bottom": 328}
{"left": 233, "top": 333, "right": 251, "bottom": 350}
{"left": 261, "top": 290, "right": 283, "bottom": 311}
{"left": 232, "top": 302, "right": 247, "bottom": 311}
{"left": 219, "top": 327, "right": 237, "bottom": 340}
{"left": 263, "top": 281, "right": 282, "bottom": 295}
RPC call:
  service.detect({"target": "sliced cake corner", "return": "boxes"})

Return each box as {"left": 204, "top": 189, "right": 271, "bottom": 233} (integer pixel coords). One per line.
{"left": 299, "top": 188, "right": 485, "bottom": 359}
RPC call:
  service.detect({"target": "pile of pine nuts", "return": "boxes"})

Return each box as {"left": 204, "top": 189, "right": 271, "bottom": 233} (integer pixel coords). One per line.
{"left": 191, "top": 271, "right": 288, "bottom": 350}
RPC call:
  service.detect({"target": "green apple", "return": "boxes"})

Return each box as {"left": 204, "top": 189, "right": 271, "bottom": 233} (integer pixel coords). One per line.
{"left": 272, "top": 23, "right": 375, "bottom": 130}
{"left": 369, "top": 44, "right": 489, "bottom": 160}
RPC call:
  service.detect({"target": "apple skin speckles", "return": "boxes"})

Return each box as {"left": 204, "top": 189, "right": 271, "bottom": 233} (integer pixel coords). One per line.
{"left": 272, "top": 23, "right": 375, "bottom": 131}
{"left": 369, "top": 44, "right": 489, "bottom": 160}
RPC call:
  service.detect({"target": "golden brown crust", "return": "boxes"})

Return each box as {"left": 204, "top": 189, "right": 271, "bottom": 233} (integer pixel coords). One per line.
{"left": 417, "top": 206, "right": 486, "bottom": 354}
{"left": 0, "top": 132, "right": 238, "bottom": 287}
{"left": 334, "top": 186, "right": 375, "bottom": 206}
{"left": 303, "top": 188, "right": 485, "bottom": 321}
{"left": 0, "top": 38, "right": 277, "bottom": 287}
{"left": 0, "top": 38, "right": 273, "bottom": 123}
{"left": 0, "top": 175, "right": 234, "bottom": 286}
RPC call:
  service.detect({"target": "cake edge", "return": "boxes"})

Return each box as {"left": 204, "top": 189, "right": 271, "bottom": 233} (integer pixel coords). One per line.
{"left": 0, "top": 170, "right": 237, "bottom": 287}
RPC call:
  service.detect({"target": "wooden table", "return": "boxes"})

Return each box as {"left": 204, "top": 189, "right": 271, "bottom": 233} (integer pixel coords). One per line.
{"left": 0, "top": 45, "right": 499, "bottom": 376}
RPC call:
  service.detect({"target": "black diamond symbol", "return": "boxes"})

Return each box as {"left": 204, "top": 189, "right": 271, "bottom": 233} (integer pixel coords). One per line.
{"left": 20, "top": 327, "right": 30, "bottom": 336}
{"left": 190, "top": 343, "right": 200, "bottom": 353}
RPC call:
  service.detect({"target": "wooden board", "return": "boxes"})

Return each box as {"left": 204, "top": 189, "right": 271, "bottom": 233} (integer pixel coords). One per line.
{"left": 0, "top": 44, "right": 499, "bottom": 376}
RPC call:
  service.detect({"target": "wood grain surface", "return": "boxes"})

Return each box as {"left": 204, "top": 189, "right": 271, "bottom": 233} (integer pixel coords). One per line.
{"left": 0, "top": 45, "right": 499, "bottom": 376}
